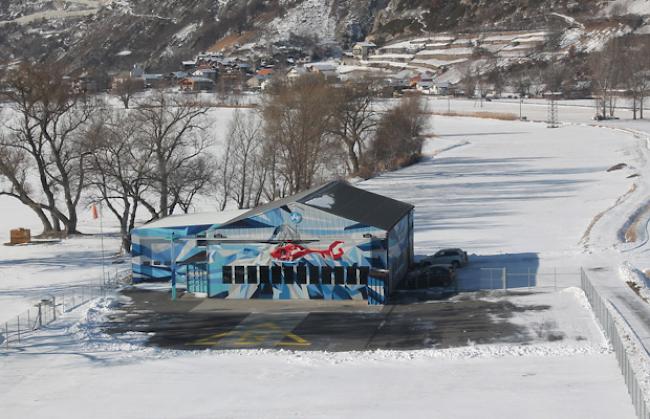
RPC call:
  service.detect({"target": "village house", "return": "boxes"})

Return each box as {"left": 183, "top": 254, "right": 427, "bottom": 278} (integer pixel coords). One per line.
{"left": 287, "top": 66, "right": 308, "bottom": 80}
{"left": 352, "top": 41, "right": 377, "bottom": 60}
{"left": 305, "top": 62, "right": 339, "bottom": 81}
{"left": 180, "top": 76, "right": 215, "bottom": 92}
{"left": 192, "top": 67, "right": 218, "bottom": 80}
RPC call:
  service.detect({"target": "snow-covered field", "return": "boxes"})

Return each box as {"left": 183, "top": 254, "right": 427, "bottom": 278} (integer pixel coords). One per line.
{"left": 0, "top": 289, "right": 637, "bottom": 419}
{"left": 363, "top": 113, "right": 644, "bottom": 288}
{"left": 3, "top": 100, "right": 650, "bottom": 417}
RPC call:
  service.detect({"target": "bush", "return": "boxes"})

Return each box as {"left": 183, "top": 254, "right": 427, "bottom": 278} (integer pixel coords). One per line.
{"left": 364, "top": 96, "right": 427, "bottom": 173}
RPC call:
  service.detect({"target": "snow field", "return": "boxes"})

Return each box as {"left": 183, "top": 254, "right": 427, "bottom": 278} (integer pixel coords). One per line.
{"left": 361, "top": 115, "right": 641, "bottom": 288}
{"left": 0, "top": 289, "right": 637, "bottom": 419}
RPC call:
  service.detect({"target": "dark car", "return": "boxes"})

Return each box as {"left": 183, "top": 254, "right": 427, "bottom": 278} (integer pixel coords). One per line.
{"left": 405, "top": 263, "right": 455, "bottom": 288}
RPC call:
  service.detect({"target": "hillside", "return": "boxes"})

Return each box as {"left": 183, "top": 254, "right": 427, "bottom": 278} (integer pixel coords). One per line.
{"left": 0, "top": 0, "right": 649, "bottom": 74}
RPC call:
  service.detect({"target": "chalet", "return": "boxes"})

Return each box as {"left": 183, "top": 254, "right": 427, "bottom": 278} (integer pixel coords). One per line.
{"left": 415, "top": 72, "right": 435, "bottom": 92}
{"left": 143, "top": 73, "right": 165, "bottom": 89}
{"left": 180, "top": 76, "right": 215, "bottom": 92}
{"left": 385, "top": 69, "right": 414, "bottom": 90}
{"left": 352, "top": 42, "right": 377, "bottom": 60}
{"left": 305, "top": 62, "right": 338, "bottom": 80}
{"left": 287, "top": 66, "right": 308, "bottom": 80}
{"left": 182, "top": 60, "right": 197, "bottom": 71}
{"left": 193, "top": 68, "right": 218, "bottom": 80}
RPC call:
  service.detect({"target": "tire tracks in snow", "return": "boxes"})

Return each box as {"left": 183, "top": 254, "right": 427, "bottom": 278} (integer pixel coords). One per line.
{"left": 570, "top": 122, "right": 650, "bottom": 253}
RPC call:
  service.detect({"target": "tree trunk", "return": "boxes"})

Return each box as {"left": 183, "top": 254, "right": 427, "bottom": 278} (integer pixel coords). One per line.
{"left": 347, "top": 142, "right": 360, "bottom": 174}
{"left": 158, "top": 156, "right": 169, "bottom": 217}
{"left": 65, "top": 209, "right": 79, "bottom": 234}
{"left": 641, "top": 96, "right": 645, "bottom": 119}
{"left": 50, "top": 212, "right": 62, "bottom": 232}
{"left": 20, "top": 197, "right": 54, "bottom": 235}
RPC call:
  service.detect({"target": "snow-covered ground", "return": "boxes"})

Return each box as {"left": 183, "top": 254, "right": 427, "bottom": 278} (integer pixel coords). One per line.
{"left": 0, "top": 289, "right": 637, "bottom": 419}
{"left": 3, "top": 100, "right": 650, "bottom": 417}
{"left": 0, "top": 198, "right": 124, "bottom": 324}
{"left": 362, "top": 113, "right": 642, "bottom": 288}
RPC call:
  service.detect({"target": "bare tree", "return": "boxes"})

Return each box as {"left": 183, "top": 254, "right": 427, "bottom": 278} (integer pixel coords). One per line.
{"left": 1, "top": 63, "right": 94, "bottom": 235}
{"left": 590, "top": 39, "right": 625, "bottom": 119}
{"left": 261, "top": 74, "right": 338, "bottom": 194}
{"left": 132, "top": 93, "right": 210, "bottom": 218}
{"left": 461, "top": 65, "right": 476, "bottom": 98}
{"left": 111, "top": 76, "right": 143, "bottom": 109}
{"left": 621, "top": 40, "right": 650, "bottom": 120}
{"left": 225, "top": 109, "right": 265, "bottom": 209}
{"left": 329, "top": 80, "right": 377, "bottom": 174}
{"left": 0, "top": 137, "right": 55, "bottom": 231}
{"left": 86, "top": 113, "right": 151, "bottom": 252}
{"left": 214, "top": 133, "right": 234, "bottom": 211}
{"left": 168, "top": 154, "right": 215, "bottom": 214}
{"left": 543, "top": 61, "right": 568, "bottom": 94}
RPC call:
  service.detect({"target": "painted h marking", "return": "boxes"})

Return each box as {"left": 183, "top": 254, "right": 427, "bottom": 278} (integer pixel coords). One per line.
{"left": 188, "top": 313, "right": 310, "bottom": 348}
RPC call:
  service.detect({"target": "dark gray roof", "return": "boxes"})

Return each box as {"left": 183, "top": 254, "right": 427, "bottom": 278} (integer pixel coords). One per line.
{"left": 222, "top": 180, "right": 414, "bottom": 231}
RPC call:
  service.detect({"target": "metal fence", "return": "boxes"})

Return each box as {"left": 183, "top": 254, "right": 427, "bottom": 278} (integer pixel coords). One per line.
{"left": 581, "top": 268, "right": 650, "bottom": 419}
{"left": 456, "top": 267, "right": 579, "bottom": 292}
{"left": 1, "top": 269, "right": 129, "bottom": 349}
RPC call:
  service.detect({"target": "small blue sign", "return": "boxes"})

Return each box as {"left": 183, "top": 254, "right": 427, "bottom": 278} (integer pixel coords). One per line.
{"left": 290, "top": 212, "right": 303, "bottom": 224}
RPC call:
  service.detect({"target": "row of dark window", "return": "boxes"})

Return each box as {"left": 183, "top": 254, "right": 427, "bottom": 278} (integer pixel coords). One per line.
{"left": 222, "top": 265, "right": 370, "bottom": 286}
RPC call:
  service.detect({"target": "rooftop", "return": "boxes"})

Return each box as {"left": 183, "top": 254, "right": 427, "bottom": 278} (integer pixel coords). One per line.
{"left": 222, "top": 180, "right": 414, "bottom": 231}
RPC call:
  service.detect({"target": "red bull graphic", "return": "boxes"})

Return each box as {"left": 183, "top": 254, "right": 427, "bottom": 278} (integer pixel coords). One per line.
{"left": 270, "top": 241, "right": 345, "bottom": 262}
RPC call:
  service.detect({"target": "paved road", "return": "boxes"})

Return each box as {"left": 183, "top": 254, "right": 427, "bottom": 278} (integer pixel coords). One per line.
{"left": 103, "top": 288, "right": 551, "bottom": 351}
{"left": 587, "top": 267, "right": 650, "bottom": 358}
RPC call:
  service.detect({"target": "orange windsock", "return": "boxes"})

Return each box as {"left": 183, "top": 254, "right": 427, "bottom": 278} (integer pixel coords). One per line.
{"left": 91, "top": 204, "right": 99, "bottom": 220}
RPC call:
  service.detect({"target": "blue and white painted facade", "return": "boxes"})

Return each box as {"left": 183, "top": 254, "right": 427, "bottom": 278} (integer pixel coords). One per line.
{"left": 132, "top": 182, "right": 414, "bottom": 305}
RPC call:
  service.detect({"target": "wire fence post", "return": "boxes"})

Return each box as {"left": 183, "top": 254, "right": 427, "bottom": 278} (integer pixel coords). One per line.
{"left": 4, "top": 322, "right": 9, "bottom": 348}
{"left": 16, "top": 315, "right": 20, "bottom": 343}
{"left": 52, "top": 296, "right": 56, "bottom": 321}
{"left": 502, "top": 267, "right": 507, "bottom": 290}
{"left": 37, "top": 303, "right": 42, "bottom": 328}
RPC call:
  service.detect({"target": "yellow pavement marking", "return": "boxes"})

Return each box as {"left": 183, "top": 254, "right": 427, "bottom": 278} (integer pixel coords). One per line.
{"left": 277, "top": 332, "right": 311, "bottom": 347}
{"left": 188, "top": 331, "right": 232, "bottom": 346}
{"left": 186, "top": 321, "right": 310, "bottom": 347}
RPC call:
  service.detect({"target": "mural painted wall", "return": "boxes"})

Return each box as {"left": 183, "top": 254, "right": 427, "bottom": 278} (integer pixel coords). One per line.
{"left": 132, "top": 202, "right": 413, "bottom": 305}
{"left": 387, "top": 211, "right": 414, "bottom": 296}
{"left": 205, "top": 202, "right": 389, "bottom": 304}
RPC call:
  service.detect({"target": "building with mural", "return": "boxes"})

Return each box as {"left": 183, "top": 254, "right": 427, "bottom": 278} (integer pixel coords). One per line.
{"left": 131, "top": 180, "right": 414, "bottom": 305}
